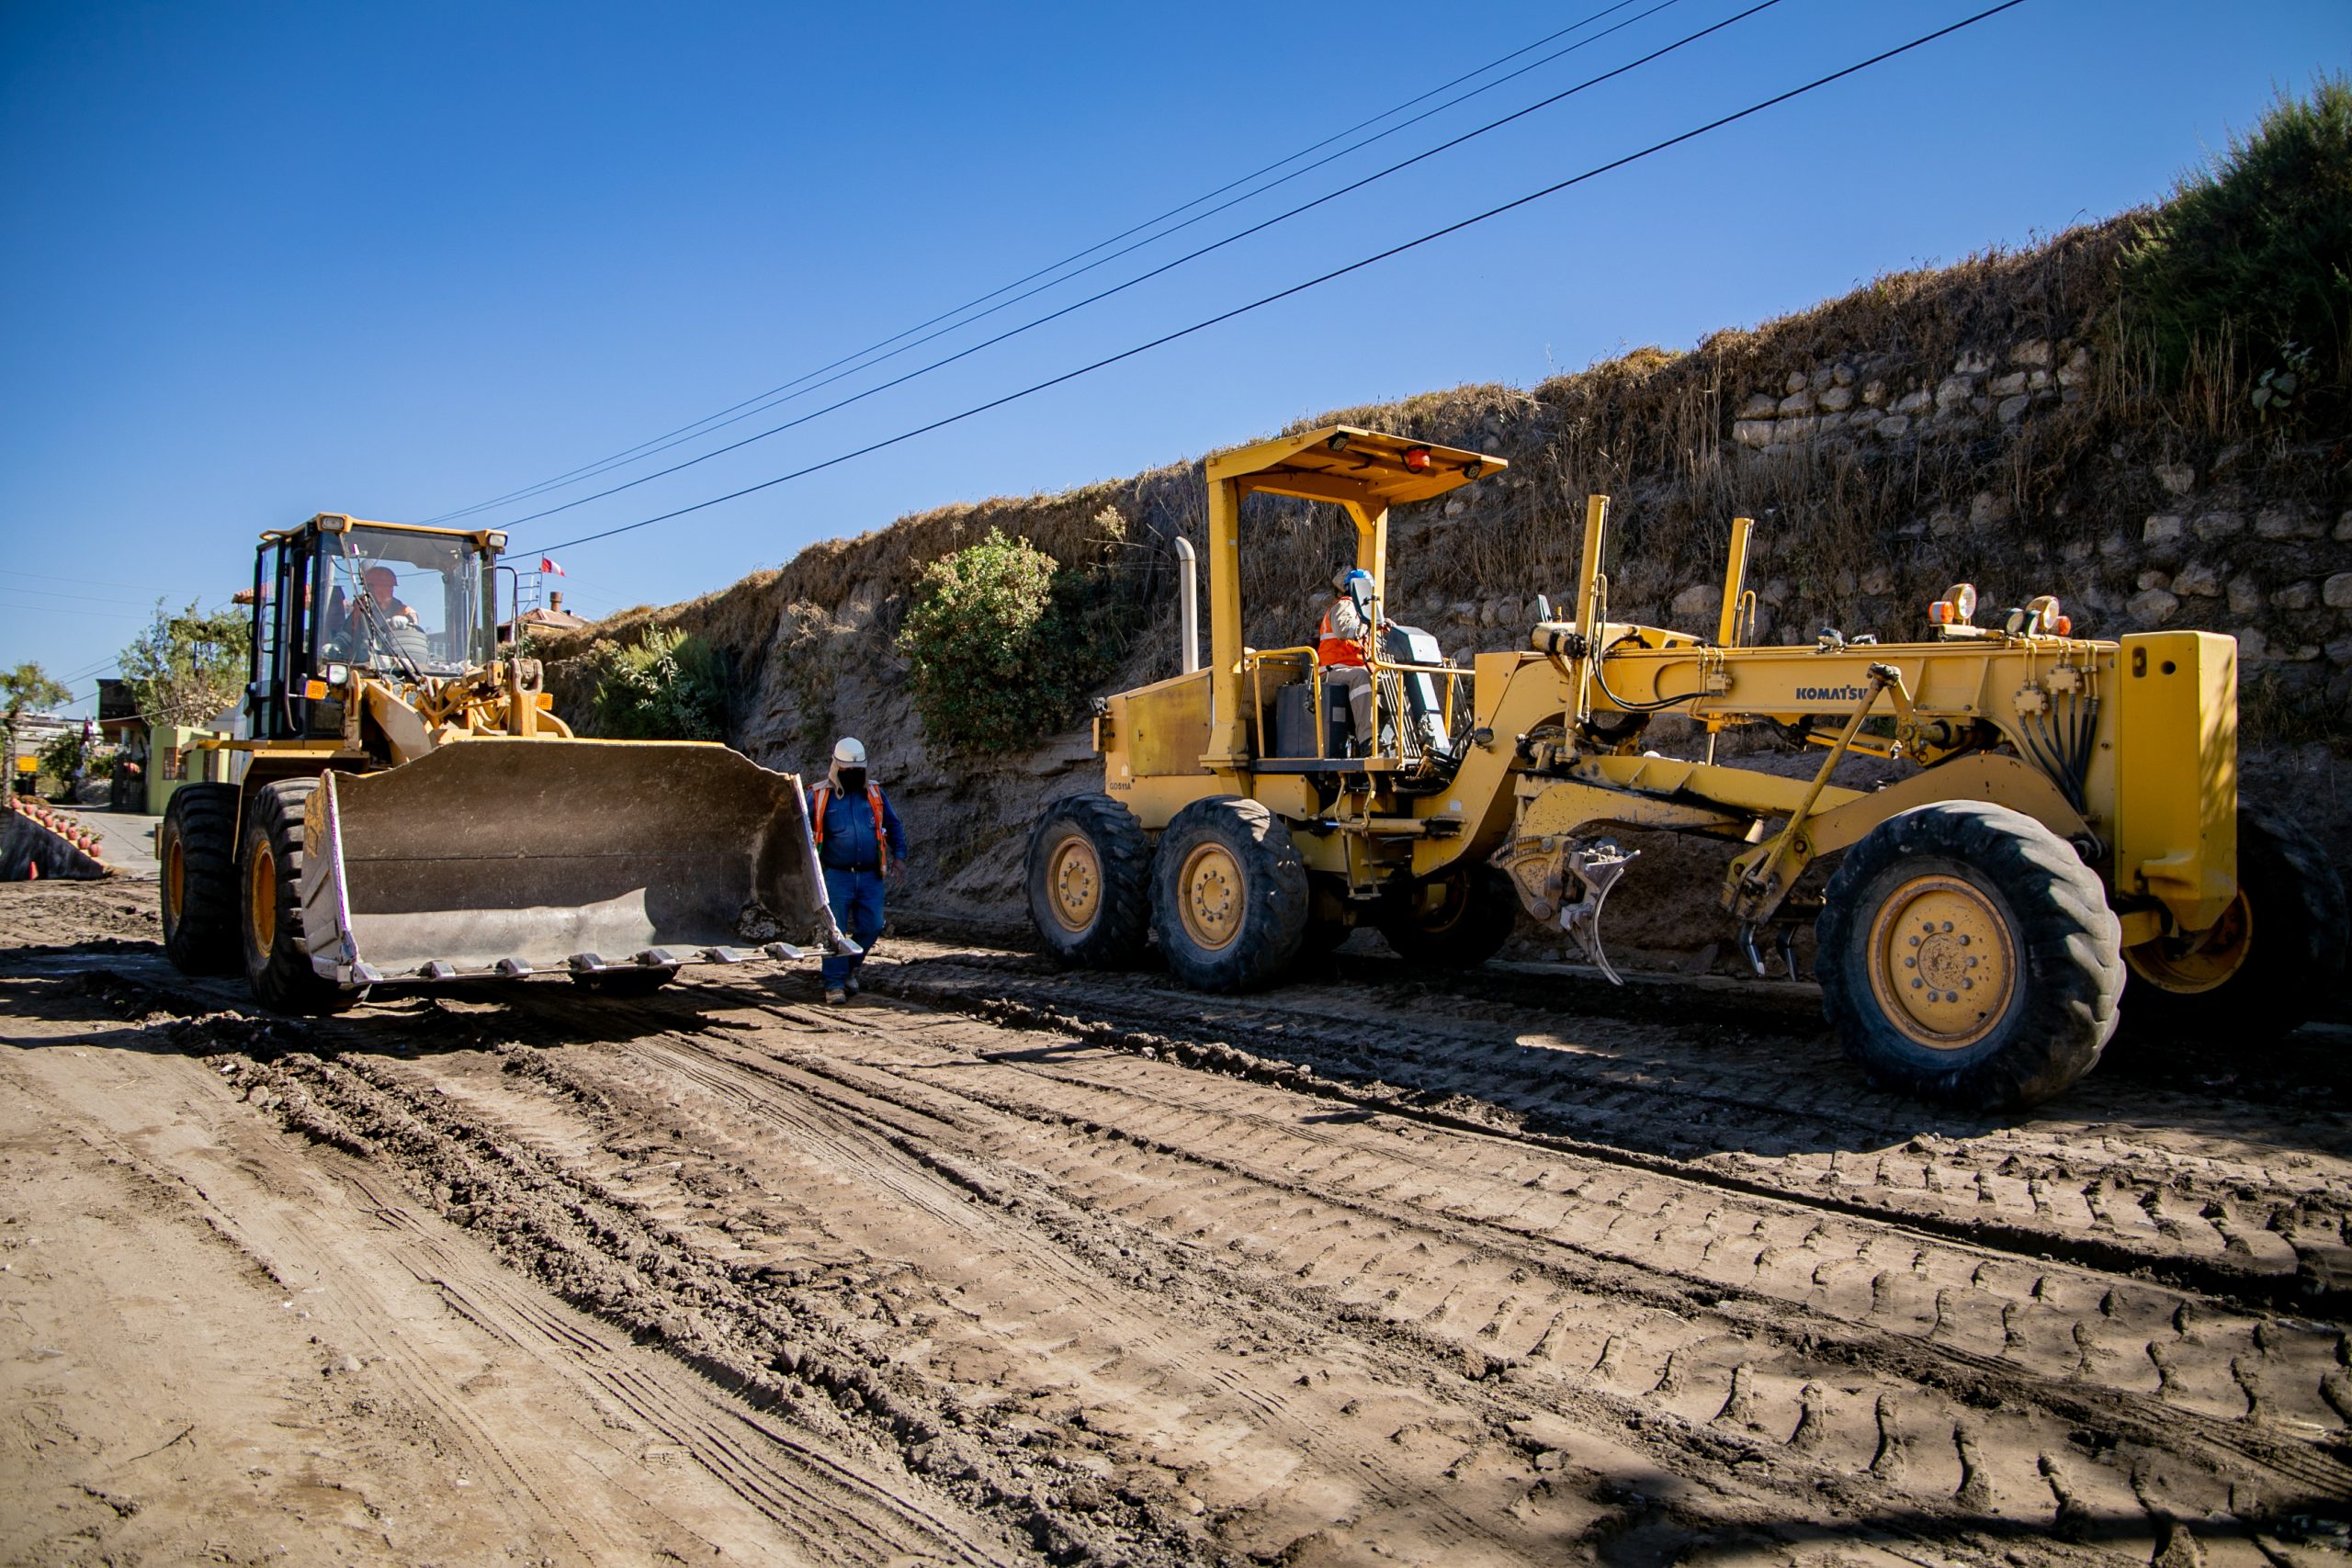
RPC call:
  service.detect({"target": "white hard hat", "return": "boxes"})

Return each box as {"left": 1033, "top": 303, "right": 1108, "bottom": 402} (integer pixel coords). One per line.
{"left": 831, "top": 737, "right": 867, "bottom": 766}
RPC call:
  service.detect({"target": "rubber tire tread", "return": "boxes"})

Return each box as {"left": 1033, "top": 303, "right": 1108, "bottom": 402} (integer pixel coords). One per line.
{"left": 240, "top": 778, "right": 355, "bottom": 1016}
{"left": 160, "top": 783, "right": 240, "bottom": 975}
{"left": 1817, "top": 801, "right": 2120, "bottom": 1111}
{"left": 1150, "top": 795, "right": 1309, "bottom": 992}
{"left": 1027, "top": 792, "right": 1152, "bottom": 970}
{"left": 2119, "top": 804, "right": 2347, "bottom": 1041}
{"left": 568, "top": 968, "right": 679, "bottom": 997}
{"left": 1376, "top": 865, "right": 1519, "bottom": 970}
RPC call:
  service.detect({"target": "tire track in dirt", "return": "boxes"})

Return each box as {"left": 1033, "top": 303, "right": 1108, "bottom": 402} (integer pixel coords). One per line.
{"left": 13, "top": 907, "right": 2352, "bottom": 1562}
{"left": 262, "top": 977, "right": 2348, "bottom": 1559}
{"left": 875, "top": 949, "right": 2352, "bottom": 1307}
{"left": 644, "top": 1005, "right": 2352, "bottom": 1516}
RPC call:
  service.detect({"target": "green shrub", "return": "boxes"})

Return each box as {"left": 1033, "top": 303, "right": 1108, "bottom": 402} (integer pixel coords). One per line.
{"left": 2119, "top": 75, "right": 2352, "bottom": 399}
{"left": 896, "top": 529, "right": 1123, "bottom": 754}
{"left": 584, "top": 626, "right": 727, "bottom": 740}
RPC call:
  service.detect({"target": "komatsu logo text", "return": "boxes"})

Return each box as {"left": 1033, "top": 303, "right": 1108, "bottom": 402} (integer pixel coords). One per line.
{"left": 1795, "top": 684, "right": 1871, "bottom": 702}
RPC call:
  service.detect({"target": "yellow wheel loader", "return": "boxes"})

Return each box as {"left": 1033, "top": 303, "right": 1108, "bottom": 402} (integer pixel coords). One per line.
{"left": 159, "top": 513, "right": 844, "bottom": 1013}
{"left": 1025, "top": 426, "right": 2346, "bottom": 1109}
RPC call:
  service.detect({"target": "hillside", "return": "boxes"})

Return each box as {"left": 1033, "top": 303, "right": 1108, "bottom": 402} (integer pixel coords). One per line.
{"left": 537, "top": 198, "right": 2351, "bottom": 965}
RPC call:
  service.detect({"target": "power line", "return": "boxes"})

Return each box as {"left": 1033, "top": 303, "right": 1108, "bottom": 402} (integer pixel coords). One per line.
{"left": 493, "top": 0, "right": 1772, "bottom": 532}
{"left": 526, "top": 0, "right": 2030, "bottom": 558}
{"left": 414, "top": 0, "right": 1670, "bottom": 526}
{"left": 0, "top": 565, "right": 172, "bottom": 595}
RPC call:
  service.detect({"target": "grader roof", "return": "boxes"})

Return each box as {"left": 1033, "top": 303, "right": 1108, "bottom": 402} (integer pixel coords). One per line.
{"left": 1205, "top": 424, "right": 1503, "bottom": 511}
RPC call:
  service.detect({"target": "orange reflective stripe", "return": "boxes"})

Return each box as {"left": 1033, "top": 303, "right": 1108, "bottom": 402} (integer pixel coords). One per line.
{"left": 1317, "top": 606, "right": 1365, "bottom": 668}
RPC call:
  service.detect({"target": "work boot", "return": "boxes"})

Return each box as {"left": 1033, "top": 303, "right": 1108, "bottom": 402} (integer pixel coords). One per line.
{"left": 824, "top": 987, "right": 846, "bottom": 1005}
{"left": 844, "top": 976, "right": 861, "bottom": 998}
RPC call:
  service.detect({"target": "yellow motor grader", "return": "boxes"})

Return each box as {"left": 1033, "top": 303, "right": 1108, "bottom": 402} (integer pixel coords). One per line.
{"left": 160, "top": 513, "right": 843, "bottom": 1013}
{"left": 1025, "top": 425, "right": 2346, "bottom": 1108}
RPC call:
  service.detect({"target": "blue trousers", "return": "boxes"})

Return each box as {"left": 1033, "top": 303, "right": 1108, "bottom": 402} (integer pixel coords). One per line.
{"left": 821, "top": 866, "right": 887, "bottom": 988}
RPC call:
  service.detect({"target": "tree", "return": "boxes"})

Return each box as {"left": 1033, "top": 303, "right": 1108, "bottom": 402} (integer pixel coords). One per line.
{"left": 894, "top": 529, "right": 1122, "bottom": 753}
{"left": 120, "top": 599, "right": 251, "bottom": 728}
{"left": 583, "top": 626, "right": 727, "bottom": 740}
{"left": 2, "top": 661, "right": 71, "bottom": 796}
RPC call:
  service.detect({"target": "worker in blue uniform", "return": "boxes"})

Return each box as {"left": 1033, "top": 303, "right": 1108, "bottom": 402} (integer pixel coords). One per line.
{"left": 809, "top": 736, "right": 906, "bottom": 1004}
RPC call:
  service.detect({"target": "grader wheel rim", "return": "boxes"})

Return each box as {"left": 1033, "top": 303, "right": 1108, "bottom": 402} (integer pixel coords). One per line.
{"left": 247, "top": 841, "right": 277, "bottom": 957}
{"left": 1864, "top": 873, "right": 2016, "bottom": 1051}
{"left": 2122, "top": 889, "right": 2252, "bottom": 995}
{"left": 1177, "top": 841, "right": 1245, "bottom": 953}
{"left": 1046, "top": 834, "right": 1103, "bottom": 935}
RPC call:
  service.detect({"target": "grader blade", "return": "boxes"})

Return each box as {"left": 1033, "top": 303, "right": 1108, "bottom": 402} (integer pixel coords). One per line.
{"left": 295, "top": 739, "right": 846, "bottom": 985}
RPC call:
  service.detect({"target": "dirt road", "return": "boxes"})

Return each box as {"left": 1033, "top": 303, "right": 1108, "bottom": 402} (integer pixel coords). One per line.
{"left": 4, "top": 880, "right": 2348, "bottom": 1566}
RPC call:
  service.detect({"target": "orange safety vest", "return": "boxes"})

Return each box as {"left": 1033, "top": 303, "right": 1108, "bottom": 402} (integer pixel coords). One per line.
{"left": 809, "top": 782, "right": 889, "bottom": 872}
{"left": 1317, "top": 602, "right": 1366, "bottom": 668}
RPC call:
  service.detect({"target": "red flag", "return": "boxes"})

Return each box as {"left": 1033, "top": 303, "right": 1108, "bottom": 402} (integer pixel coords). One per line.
{"left": 539, "top": 557, "right": 566, "bottom": 576}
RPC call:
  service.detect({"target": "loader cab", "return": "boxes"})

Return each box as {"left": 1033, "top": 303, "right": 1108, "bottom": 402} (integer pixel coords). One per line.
{"left": 246, "top": 514, "right": 503, "bottom": 741}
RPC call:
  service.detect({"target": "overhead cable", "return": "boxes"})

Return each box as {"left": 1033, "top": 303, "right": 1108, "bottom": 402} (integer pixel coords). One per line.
{"left": 494, "top": 0, "right": 1774, "bottom": 532}
{"left": 414, "top": 0, "right": 1673, "bottom": 525}
{"left": 524, "top": 0, "right": 2030, "bottom": 558}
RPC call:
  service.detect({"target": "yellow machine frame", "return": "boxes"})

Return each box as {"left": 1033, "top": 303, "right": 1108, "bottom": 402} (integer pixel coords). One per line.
{"left": 1098, "top": 426, "right": 2239, "bottom": 963}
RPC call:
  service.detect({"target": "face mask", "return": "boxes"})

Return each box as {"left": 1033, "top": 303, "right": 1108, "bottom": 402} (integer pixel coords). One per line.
{"left": 837, "top": 767, "right": 867, "bottom": 794}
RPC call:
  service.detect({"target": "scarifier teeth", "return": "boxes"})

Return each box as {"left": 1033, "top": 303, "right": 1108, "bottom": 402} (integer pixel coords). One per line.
{"left": 1558, "top": 840, "right": 1636, "bottom": 987}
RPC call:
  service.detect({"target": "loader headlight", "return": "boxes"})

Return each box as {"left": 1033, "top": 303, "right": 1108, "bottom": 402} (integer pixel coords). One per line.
{"left": 326, "top": 663, "right": 348, "bottom": 686}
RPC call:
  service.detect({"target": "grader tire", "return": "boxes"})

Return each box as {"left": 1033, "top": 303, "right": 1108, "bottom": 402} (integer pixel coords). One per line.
{"left": 239, "top": 779, "right": 355, "bottom": 1016}
{"left": 1377, "top": 865, "right": 1519, "bottom": 970}
{"left": 1028, "top": 793, "right": 1152, "bottom": 970}
{"left": 2120, "top": 806, "right": 2346, "bottom": 1041}
{"left": 1150, "top": 796, "right": 1308, "bottom": 992}
{"left": 160, "top": 784, "right": 241, "bottom": 975}
{"left": 1817, "top": 802, "right": 2120, "bottom": 1111}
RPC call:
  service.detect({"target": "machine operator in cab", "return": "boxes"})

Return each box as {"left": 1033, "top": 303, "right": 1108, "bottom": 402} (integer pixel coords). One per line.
{"left": 1318, "top": 566, "right": 1377, "bottom": 753}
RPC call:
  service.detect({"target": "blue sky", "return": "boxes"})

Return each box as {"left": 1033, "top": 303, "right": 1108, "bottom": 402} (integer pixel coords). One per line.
{"left": 4, "top": 0, "right": 2346, "bottom": 712}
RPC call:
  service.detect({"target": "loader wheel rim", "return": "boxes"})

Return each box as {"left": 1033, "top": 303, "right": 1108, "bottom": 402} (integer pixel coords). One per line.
{"left": 1865, "top": 874, "right": 2015, "bottom": 1050}
{"left": 248, "top": 842, "right": 277, "bottom": 956}
{"left": 164, "top": 838, "right": 185, "bottom": 930}
{"left": 1046, "top": 835, "right": 1102, "bottom": 934}
{"left": 1177, "top": 842, "right": 1244, "bottom": 953}
{"left": 2122, "top": 889, "right": 2251, "bottom": 995}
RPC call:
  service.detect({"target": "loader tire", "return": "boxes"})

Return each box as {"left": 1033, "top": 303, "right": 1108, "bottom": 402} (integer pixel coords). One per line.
{"left": 2119, "top": 805, "right": 2346, "bottom": 1041}
{"left": 160, "top": 783, "right": 240, "bottom": 976}
{"left": 1377, "top": 865, "right": 1518, "bottom": 969}
{"left": 1150, "top": 796, "right": 1308, "bottom": 992}
{"left": 569, "top": 967, "right": 679, "bottom": 998}
{"left": 239, "top": 779, "right": 354, "bottom": 1016}
{"left": 1028, "top": 793, "right": 1151, "bottom": 969}
{"left": 1817, "top": 802, "right": 2120, "bottom": 1111}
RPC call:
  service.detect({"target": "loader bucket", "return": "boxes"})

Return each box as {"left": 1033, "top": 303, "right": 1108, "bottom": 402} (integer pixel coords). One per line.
{"left": 295, "top": 739, "right": 847, "bottom": 985}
